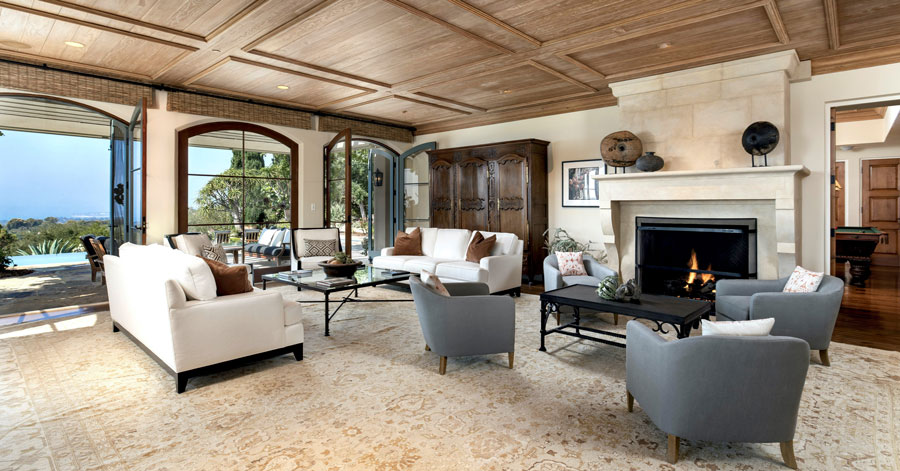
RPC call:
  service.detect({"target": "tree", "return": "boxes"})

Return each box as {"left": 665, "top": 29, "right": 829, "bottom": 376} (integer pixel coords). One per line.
{"left": 0, "top": 223, "right": 16, "bottom": 271}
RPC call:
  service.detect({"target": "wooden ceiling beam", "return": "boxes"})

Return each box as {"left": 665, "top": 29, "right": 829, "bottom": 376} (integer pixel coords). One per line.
{"left": 411, "top": 92, "right": 487, "bottom": 112}
{"left": 394, "top": 95, "right": 472, "bottom": 115}
{"left": 241, "top": 0, "right": 339, "bottom": 52}
{"left": 763, "top": 0, "right": 790, "bottom": 44}
{"left": 555, "top": 54, "right": 606, "bottom": 79}
{"left": 246, "top": 49, "right": 392, "bottom": 89}
{"left": 38, "top": 0, "right": 205, "bottom": 42}
{"left": 444, "top": 0, "right": 541, "bottom": 47}
{"left": 378, "top": 0, "right": 513, "bottom": 54}
{"left": 822, "top": 0, "right": 840, "bottom": 49}
{"left": 228, "top": 56, "right": 375, "bottom": 92}
{"left": 204, "top": 0, "right": 270, "bottom": 41}
{"left": 527, "top": 60, "right": 597, "bottom": 93}
{"left": 0, "top": 1, "right": 198, "bottom": 51}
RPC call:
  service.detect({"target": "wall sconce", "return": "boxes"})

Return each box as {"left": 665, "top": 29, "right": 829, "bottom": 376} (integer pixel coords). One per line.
{"left": 374, "top": 168, "right": 384, "bottom": 187}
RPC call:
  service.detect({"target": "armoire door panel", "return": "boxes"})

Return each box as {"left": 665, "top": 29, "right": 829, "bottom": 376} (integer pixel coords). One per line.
{"left": 430, "top": 160, "right": 455, "bottom": 228}
{"left": 457, "top": 158, "right": 490, "bottom": 231}
{"left": 495, "top": 154, "right": 528, "bottom": 243}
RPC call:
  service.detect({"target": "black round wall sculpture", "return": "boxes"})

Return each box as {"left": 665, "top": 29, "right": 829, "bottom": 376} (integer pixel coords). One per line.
{"left": 741, "top": 121, "right": 779, "bottom": 167}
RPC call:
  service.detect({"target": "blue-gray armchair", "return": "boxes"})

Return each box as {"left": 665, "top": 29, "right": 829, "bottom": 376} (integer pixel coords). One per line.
{"left": 543, "top": 253, "right": 618, "bottom": 324}
{"left": 410, "top": 277, "right": 515, "bottom": 375}
{"left": 715, "top": 275, "right": 844, "bottom": 366}
{"left": 626, "top": 321, "right": 809, "bottom": 467}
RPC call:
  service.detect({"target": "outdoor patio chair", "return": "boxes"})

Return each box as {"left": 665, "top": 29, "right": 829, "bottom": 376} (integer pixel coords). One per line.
{"left": 80, "top": 234, "right": 105, "bottom": 285}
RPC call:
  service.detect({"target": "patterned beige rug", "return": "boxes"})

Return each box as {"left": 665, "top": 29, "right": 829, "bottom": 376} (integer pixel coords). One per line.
{"left": 1, "top": 286, "right": 898, "bottom": 471}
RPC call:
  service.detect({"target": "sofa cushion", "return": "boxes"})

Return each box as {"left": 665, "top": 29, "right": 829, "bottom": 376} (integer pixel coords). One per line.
{"left": 372, "top": 255, "right": 414, "bottom": 271}
{"left": 199, "top": 258, "right": 253, "bottom": 296}
{"left": 420, "top": 228, "right": 439, "bottom": 257}
{"left": 173, "top": 233, "right": 212, "bottom": 256}
{"left": 403, "top": 257, "right": 452, "bottom": 274}
{"left": 394, "top": 228, "right": 423, "bottom": 256}
{"left": 168, "top": 250, "right": 217, "bottom": 301}
{"left": 563, "top": 275, "right": 603, "bottom": 287}
{"left": 200, "top": 244, "right": 227, "bottom": 262}
{"left": 268, "top": 229, "right": 286, "bottom": 248}
{"left": 283, "top": 299, "right": 302, "bottom": 326}
{"left": 466, "top": 231, "right": 496, "bottom": 262}
{"left": 556, "top": 251, "right": 587, "bottom": 276}
{"left": 435, "top": 261, "right": 487, "bottom": 283}
{"left": 701, "top": 318, "right": 774, "bottom": 336}
{"left": 433, "top": 229, "right": 471, "bottom": 260}
{"left": 715, "top": 295, "right": 751, "bottom": 321}
{"left": 245, "top": 244, "right": 286, "bottom": 256}
{"left": 783, "top": 265, "right": 824, "bottom": 293}
{"left": 303, "top": 239, "right": 337, "bottom": 257}
{"left": 421, "top": 270, "right": 450, "bottom": 296}
{"left": 258, "top": 228, "right": 277, "bottom": 246}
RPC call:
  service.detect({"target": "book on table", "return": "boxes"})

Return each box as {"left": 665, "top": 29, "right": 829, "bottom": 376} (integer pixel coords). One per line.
{"left": 276, "top": 270, "right": 313, "bottom": 282}
{"left": 316, "top": 277, "right": 356, "bottom": 288}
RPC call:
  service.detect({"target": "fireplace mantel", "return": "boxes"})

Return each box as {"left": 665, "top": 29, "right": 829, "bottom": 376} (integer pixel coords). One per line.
{"left": 591, "top": 165, "right": 810, "bottom": 279}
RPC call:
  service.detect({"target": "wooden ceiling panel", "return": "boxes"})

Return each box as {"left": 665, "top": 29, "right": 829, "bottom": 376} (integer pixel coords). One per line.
{"left": 190, "top": 58, "right": 372, "bottom": 108}
{"left": 0, "top": 5, "right": 189, "bottom": 78}
{"left": 251, "top": 0, "right": 502, "bottom": 85}
{"left": 340, "top": 96, "right": 469, "bottom": 125}
{"left": 462, "top": 0, "right": 689, "bottom": 43}
{"left": 413, "top": 62, "right": 590, "bottom": 111}
{"left": 836, "top": 0, "right": 900, "bottom": 47}
{"left": 567, "top": 6, "right": 779, "bottom": 79}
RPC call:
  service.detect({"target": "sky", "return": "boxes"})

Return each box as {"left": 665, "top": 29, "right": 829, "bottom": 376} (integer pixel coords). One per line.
{"left": 0, "top": 130, "right": 111, "bottom": 221}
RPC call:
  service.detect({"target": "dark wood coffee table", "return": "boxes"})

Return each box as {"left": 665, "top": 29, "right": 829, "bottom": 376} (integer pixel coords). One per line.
{"left": 539, "top": 284, "right": 711, "bottom": 351}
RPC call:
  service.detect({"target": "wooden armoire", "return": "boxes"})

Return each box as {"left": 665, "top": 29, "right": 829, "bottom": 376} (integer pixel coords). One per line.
{"left": 427, "top": 139, "right": 549, "bottom": 282}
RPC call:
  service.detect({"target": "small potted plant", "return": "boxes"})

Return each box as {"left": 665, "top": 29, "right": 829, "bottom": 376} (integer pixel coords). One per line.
{"left": 318, "top": 251, "right": 363, "bottom": 278}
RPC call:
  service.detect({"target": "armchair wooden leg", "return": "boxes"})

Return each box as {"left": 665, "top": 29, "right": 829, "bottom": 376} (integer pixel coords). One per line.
{"left": 555, "top": 312, "right": 560, "bottom": 325}
{"left": 614, "top": 313, "right": 619, "bottom": 325}
{"left": 780, "top": 440, "right": 797, "bottom": 469}
{"left": 439, "top": 356, "right": 447, "bottom": 375}
{"left": 626, "top": 390, "right": 634, "bottom": 412}
{"left": 819, "top": 349, "right": 830, "bottom": 366}
{"left": 425, "top": 344, "right": 430, "bottom": 351}
{"left": 508, "top": 352, "right": 514, "bottom": 369}
{"left": 666, "top": 434, "right": 679, "bottom": 464}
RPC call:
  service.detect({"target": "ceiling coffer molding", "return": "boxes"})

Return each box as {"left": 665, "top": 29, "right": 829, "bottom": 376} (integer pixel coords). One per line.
{"left": 556, "top": 1, "right": 788, "bottom": 82}
{"left": 443, "top": 0, "right": 541, "bottom": 47}
{"left": 379, "top": 0, "right": 513, "bottom": 54}
{"left": 823, "top": 0, "right": 840, "bottom": 49}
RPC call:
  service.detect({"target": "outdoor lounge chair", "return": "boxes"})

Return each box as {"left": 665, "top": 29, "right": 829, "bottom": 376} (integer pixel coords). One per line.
{"left": 243, "top": 228, "right": 291, "bottom": 266}
{"left": 80, "top": 234, "right": 106, "bottom": 285}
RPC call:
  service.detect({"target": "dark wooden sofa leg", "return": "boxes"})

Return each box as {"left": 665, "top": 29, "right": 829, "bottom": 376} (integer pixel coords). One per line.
{"left": 112, "top": 322, "right": 120, "bottom": 333}
{"left": 293, "top": 343, "right": 303, "bottom": 361}
{"left": 819, "top": 349, "right": 830, "bottom": 366}
{"left": 626, "top": 390, "right": 634, "bottom": 412}
{"left": 176, "top": 373, "right": 188, "bottom": 394}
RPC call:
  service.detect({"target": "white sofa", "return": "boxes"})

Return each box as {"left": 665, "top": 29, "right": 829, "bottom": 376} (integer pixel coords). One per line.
{"left": 371, "top": 227, "right": 523, "bottom": 295}
{"left": 105, "top": 243, "right": 304, "bottom": 393}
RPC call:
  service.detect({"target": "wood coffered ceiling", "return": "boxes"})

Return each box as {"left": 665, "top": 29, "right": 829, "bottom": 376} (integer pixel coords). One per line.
{"left": 1, "top": 0, "right": 900, "bottom": 135}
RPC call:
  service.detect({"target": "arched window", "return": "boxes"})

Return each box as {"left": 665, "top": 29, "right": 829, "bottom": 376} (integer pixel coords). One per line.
{"left": 177, "top": 122, "right": 298, "bottom": 247}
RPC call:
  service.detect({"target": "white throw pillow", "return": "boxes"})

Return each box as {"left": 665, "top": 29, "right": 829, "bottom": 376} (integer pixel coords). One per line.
{"left": 268, "top": 229, "right": 286, "bottom": 247}
{"left": 556, "top": 251, "right": 587, "bottom": 276}
{"left": 258, "top": 229, "right": 276, "bottom": 246}
{"left": 701, "top": 318, "right": 774, "bottom": 336}
{"left": 783, "top": 266, "right": 824, "bottom": 293}
{"left": 168, "top": 250, "right": 217, "bottom": 301}
{"left": 433, "top": 229, "right": 472, "bottom": 260}
{"left": 420, "top": 270, "right": 450, "bottom": 296}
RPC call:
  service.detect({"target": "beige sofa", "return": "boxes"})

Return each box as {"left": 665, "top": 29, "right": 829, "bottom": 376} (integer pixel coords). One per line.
{"left": 372, "top": 227, "right": 523, "bottom": 295}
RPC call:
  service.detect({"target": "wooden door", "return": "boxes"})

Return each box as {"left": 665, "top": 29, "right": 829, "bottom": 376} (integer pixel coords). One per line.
{"left": 862, "top": 158, "right": 900, "bottom": 266}
{"left": 829, "top": 109, "right": 837, "bottom": 274}
{"left": 493, "top": 154, "right": 528, "bottom": 243}
{"left": 456, "top": 158, "right": 490, "bottom": 231}
{"left": 430, "top": 160, "right": 455, "bottom": 228}
{"left": 834, "top": 161, "right": 846, "bottom": 226}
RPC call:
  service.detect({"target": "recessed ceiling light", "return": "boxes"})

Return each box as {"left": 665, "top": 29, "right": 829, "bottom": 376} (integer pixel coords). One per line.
{"left": 276, "top": 85, "right": 289, "bottom": 90}
{"left": 658, "top": 42, "right": 671, "bottom": 49}
{"left": 64, "top": 41, "right": 85, "bottom": 48}
{"left": 500, "top": 89, "right": 512, "bottom": 94}
{"left": 211, "top": 48, "right": 221, "bottom": 53}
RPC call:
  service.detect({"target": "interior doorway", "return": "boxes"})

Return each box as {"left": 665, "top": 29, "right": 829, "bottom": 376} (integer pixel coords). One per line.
{"left": 829, "top": 99, "right": 900, "bottom": 352}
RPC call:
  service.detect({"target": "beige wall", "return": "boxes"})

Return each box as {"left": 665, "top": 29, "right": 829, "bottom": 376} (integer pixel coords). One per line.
{"left": 836, "top": 132, "right": 900, "bottom": 226}
{"left": 0, "top": 87, "right": 411, "bottom": 245}
{"left": 414, "top": 106, "right": 622, "bottom": 249}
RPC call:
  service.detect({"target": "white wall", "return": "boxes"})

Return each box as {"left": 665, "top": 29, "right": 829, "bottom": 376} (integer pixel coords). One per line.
{"left": 0, "top": 87, "right": 411, "bottom": 244}
{"left": 791, "top": 61, "right": 900, "bottom": 271}
{"left": 414, "top": 106, "right": 622, "bottom": 248}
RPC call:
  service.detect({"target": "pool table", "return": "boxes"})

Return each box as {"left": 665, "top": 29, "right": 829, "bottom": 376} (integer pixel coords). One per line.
{"left": 835, "top": 226, "right": 884, "bottom": 287}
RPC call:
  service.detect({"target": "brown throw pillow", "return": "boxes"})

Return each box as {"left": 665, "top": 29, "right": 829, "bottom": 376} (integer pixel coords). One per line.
{"left": 199, "top": 257, "right": 253, "bottom": 296}
{"left": 466, "top": 231, "right": 496, "bottom": 262}
{"left": 393, "top": 228, "right": 423, "bottom": 256}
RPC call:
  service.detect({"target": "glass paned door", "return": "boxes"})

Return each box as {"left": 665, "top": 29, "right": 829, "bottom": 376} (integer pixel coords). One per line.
{"left": 126, "top": 98, "right": 147, "bottom": 245}
{"left": 399, "top": 142, "right": 436, "bottom": 232}
{"left": 109, "top": 121, "right": 128, "bottom": 255}
{"left": 324, "top": 128, "right": 352, "bottom": 257}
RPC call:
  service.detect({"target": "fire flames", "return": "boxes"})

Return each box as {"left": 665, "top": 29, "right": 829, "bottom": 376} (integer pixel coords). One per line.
{"left": 685, "top": 249, "right": 714, "bottom": 286}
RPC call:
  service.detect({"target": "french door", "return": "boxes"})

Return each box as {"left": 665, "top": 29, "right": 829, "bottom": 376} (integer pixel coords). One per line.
{"left": 324, "top": 128, "right": 353, "bottom": 256}
{"left": 862, "top": 158, "right": 900, "bottom": 266}
{"left": 109, "top": 99, "right": 147, "bottom": 252}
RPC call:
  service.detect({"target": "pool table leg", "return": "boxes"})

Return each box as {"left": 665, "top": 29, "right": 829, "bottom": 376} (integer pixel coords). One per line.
{"left": 847, "top": 260, "right": 871, "bottom": 287}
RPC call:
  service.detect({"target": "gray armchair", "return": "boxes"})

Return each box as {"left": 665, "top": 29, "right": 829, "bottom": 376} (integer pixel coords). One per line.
{"left": 715, "top": 275, "right": 844, "bottom": 366}
{"left": 544, "top": 253, "right": 618, "bottom": 324}
{"left": 409, "top": 277, "right": 515, "bottom": 375}
{"left": 625, "top": 321, "right": 809, "bottom": 467}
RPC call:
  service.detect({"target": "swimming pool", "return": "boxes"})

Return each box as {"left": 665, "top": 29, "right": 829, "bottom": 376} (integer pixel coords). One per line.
{"left": 9, "top": 252, "right": 89, "bottom": 267}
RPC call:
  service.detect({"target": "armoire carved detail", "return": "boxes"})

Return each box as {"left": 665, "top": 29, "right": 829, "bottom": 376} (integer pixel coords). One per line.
{"left": 428, "top": 139, "right": 549, "bottom": 282}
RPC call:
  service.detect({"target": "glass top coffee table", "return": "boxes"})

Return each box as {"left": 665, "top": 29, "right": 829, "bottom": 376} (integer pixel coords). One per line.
{"left": 261, "top": 266, "right": 413, "bottom": 336}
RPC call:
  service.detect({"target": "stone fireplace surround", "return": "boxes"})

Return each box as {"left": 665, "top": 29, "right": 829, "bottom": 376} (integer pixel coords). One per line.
{"left": 592, "top": 165, "right": 809, "bottom": 281}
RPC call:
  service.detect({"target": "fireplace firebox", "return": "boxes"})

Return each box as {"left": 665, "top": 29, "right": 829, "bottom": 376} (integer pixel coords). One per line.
{"left": 636, "top": 217, "right": 757, "bottom": 300}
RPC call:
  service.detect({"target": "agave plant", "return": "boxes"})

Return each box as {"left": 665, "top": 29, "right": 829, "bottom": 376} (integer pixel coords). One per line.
{"left": 16, "top": 239, "right": 80, "bottom": 255}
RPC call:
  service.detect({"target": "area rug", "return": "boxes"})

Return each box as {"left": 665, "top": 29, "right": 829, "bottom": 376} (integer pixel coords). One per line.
{"left": 1, "top": 286, "right": 898, "bottom": 471}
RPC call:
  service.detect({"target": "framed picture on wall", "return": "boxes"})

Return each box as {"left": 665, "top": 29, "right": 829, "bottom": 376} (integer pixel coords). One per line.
{"left": 562, "top": 159, "right": 605, "bottom": 207}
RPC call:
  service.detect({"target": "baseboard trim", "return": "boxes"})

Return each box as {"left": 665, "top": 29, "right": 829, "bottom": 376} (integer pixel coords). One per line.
{"left": 112, "top": 321, "right": 303, "bottom": 393}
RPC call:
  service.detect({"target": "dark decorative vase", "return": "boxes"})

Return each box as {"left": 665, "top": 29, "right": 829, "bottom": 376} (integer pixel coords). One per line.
{"left": 635, "top": 152, "right": 664, "bottom": 172}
